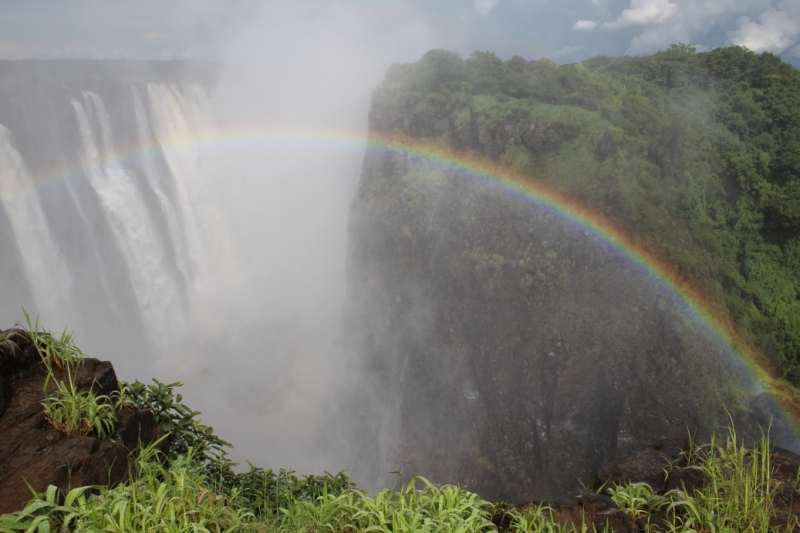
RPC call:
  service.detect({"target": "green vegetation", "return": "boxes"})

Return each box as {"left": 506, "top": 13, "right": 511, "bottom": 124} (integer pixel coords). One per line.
{"left": 21, "top": 312, "right": 119, "bottom": 440}
{"left": 2, "top": 397, "right": 798, "bottom": 532}
{"left": 3, "top": 315, "right": 798, "bottom": 532}
{"left": 24, "top": 310, "right": 85, "bottom": 372}
{"left": 605, "top": 429, "right": 786, "bottom": 532}
{"left": 371, "top": 44, "right": 800, "bottom": 384}
{"left": 41, "top": 369, "right": 117, "bottom": 439}
{"left": 1, "top": 317, "right": 796, "bottom": 530}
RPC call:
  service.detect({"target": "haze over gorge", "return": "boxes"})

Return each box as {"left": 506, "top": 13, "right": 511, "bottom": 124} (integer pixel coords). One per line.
{"left": 1, "top": 42, "right": 800, "bottom": 504}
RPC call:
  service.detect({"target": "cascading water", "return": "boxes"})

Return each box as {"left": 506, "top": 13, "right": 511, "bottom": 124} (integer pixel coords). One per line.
{"left": 145, "top": 83, "right": 232, "bottom": 289}
{"left": 132, "top": 87, "right": 192, "bottom": 284}
{"left": 0, "top": 126, "right": 71, "bottom": 319}
{"left": 0, "top": 62, "right": 230, "bottom": 378}
{"left": 71, "top": 91, "right": 184, "bottom": 342}
{"left": 0, "top": 57, "right": 367, "bottom": 482}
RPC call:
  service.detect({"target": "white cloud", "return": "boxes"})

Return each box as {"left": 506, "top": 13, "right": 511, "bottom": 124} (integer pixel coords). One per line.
{"left": 727, "top": 9, "right": 799, "bottom": 53}
{"left": 791, "top": 43, "right": 800, "bottom": 56}
{"left": 626, "top": 22, "right": 690, "bottom": 54}
{"left": 573, "top": 19, "right": 598, "bottom": 30}
{"left": 474, "top": 0, "right": 499, "bottom": 16}
{"left": 604, "top": 0, "right": 679, "bottom": 29}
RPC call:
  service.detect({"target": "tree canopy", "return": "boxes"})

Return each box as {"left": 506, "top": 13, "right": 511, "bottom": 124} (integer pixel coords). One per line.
{"left": 370, "top": 45, "right": 800, "bottom": 383}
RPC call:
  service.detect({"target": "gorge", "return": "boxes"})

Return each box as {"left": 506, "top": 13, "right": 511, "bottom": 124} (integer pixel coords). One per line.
{"left": 1, "top": 47, "right": 799, "bottom": 504}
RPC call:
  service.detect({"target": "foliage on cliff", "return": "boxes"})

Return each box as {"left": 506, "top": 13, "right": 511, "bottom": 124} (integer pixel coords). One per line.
{"left": 368, "top": 44, "right": 800, "bottom": 383}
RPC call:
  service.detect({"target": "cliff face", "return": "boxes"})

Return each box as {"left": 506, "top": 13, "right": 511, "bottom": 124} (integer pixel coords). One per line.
{"left": 340, "top": 50, "right": 792, "bottom": 501}
{"left": 0, "top": 329, "right": 164, "bottom": 514}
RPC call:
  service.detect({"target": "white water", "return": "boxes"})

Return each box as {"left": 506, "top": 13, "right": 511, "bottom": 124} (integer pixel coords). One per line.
{"left": 145, "top": 83, "right": 235, "bottom": 297}
{"left": 132, "top": 87, "right": 192, "bottom": 283}
{"left": 0, "top": 126, "right": 71, "bottom": 320}
{"left": 72, "top": 91, "right": 183, "bottom": 342}
{"left": 0, "top": 3, "right": 438, "bottom": 479}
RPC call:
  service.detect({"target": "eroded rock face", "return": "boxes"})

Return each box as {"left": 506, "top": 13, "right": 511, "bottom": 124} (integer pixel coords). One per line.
{"left": 334, "top": 71, "right": 798, "bottom": 499}
{"left": 0, "top": 329, "right": 163, "bottom": 514}
{"left": 339, "top": 151, "right": 783, "bottom": 500}
{"left": 596, "top": 438, "right": 704, "bottom": 494}
{"left": 484, "top": 442, "right": 800, "bottom": 532}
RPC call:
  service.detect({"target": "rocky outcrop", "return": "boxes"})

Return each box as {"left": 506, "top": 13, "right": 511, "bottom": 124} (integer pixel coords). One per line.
{"left": 341, "top": 136, "right": 781, "bottom": 500}
{"left": 333, "top": 51, "right": 800, "bottom": 502}
{"left": 596, "top": 438, "right": 704, "bottom": 494}
{"left": 0, "top": 329, "right": 164, "bottom": 514}
{"left": 485, "top": 440, "right": 800, "bottom": 532}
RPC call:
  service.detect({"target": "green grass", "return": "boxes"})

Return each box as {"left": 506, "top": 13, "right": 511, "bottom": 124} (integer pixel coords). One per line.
{"left": 0, "top": 447, "right": 254, "bottom": 533}
{"left": 1, "top": 428, "right": 797, "bottom": 532}
{"left": 24, "top": 310, "right": 85, "bottom": 372}
{"left": 665, "top": 429, "right": 787, "bottom": 532}
{"left": 21, "top": 313, "right": 118, "bottom": 440}
{"left": 6, "top": 318, "right": 799, "bottom": 531}
{"left": 607, "top": 482, "right": 672, "bottom": 522}
{"left": 0, "top": 329, "right": 20, "bottom": 355}
{"left": 40, "top": 366, "right": 118, "bottom": 439}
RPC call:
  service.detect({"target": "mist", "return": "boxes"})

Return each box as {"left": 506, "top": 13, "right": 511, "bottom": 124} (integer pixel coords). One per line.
{"left": 144, "top": 2, "right": 440, "bottom": 475}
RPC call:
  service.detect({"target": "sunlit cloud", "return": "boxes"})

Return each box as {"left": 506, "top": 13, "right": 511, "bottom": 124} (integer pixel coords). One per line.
{"left": 626, "top": 20, "right": 690, "bottom": 54}
{"left": 573, "top": 19, "right": 598, "bottom": 30}
{"left": 604, "top": 0, "right": 679, "bottom": 29}
{"left": 727, "top": 9, "right": 799, "bottom": 53}
{"left": 0, "top": 0, "right": 798, "bottom": 68}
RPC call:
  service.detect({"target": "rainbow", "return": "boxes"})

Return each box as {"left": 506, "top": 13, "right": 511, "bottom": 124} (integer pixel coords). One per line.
{"left": 5, "top": 126, "right": 800, "bottom": 441}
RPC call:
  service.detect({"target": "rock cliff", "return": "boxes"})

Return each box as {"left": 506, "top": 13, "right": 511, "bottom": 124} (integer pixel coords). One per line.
{"left": 0, "top": 329, "right": 163, "bottom": 514}
{"left": 337, "top": 51, "right": 793, "bottom": 501}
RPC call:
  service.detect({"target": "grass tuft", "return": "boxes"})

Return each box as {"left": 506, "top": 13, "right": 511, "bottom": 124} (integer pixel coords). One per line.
{"left": 41, "top": 366, "right": 117, "bottom": 439}
{"left": 23, "top": 309, "right": 85, "bottom": 372}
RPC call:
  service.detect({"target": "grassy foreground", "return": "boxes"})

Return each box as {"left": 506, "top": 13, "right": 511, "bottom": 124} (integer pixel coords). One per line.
{"left": 1, "top": 323, "right": 799, "bottom": 532}
{"left": 0, "top": 429, "right": 798, "bottom": 532}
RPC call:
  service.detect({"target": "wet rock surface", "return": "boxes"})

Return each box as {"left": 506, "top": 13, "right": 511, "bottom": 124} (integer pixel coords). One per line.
{"left": 0, "top": 329, "right": 164, "bottom": 514}
{"left": 597, "top": 438, "right": 699, "bottom": 493}
{"left": 486, "top": 440, "right": 800, "bottom": 532}
{"left": 335, "top": 50, "right": 800, "bottom": 503}
{"left": 340, "top": 143, "right": 785, "bottom": 500}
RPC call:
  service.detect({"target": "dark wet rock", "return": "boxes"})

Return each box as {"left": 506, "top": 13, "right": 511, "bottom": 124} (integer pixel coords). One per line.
{"left": 771, "top": 446, "right": 800, "bottom": 482}
{"left": 340, "top": 84, "right": 785, "bottom": 500}
{"left": 116, "top": 408, "right": 165, "bottom": 453}
{"left": 0, "top": 330, "right": 163, "bottom": 514}
{"left": 663, "top": 464, "right": 705, "bottom": 493}
{"left": 770, "top": 447, "right": 800, "bottom": 527}
{"left": 486, "top": 442, "right": 800, "bottom": 532}
{"left": 511, "top": 493, "right": 633, "bottom": 533}
{"left": 0, "top": 328, "right": 40, "bottom": 419}
{"left": 598, "top": 438, "right": 688, "bottom": 493}
{"left": 597, "top": 437, "right": 706, "bottom": 496}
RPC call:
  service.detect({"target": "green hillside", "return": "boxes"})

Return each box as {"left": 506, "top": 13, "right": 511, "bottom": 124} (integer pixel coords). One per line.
{"left": 368, "top": 44, "right": 800, "bottom": 383}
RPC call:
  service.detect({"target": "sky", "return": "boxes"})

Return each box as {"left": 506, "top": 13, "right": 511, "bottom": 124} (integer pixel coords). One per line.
{"left": 0, "top": 0, "right": 798, "bottom": 68}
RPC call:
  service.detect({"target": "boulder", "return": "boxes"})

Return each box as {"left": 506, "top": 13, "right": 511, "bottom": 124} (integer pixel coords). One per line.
{"left": 511, "top": 493, "right": 634, "bottom": 533}
{"left": 0, "top": 330, "right": 164, "bottom": 515}
{"left": 597, "top": 438, "right": 691, "bottom": 493}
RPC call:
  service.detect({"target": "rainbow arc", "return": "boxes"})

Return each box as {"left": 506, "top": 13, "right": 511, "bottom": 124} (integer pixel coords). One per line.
{"left": 4, "top": 125, "right": 799, "bottom": 440}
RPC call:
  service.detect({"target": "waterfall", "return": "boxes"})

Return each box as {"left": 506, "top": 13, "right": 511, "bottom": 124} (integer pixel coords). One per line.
{"left": 145, "top": 83, "right": 233, "bottom": 290}
{"left": 0, "top": 126, "right": 71, "bottom": 319}
{"left": 132, "top": 87, "right": 193, "bottom": 283}
{"left": 71, "top": 92, "right": 184, "bottom": 341}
